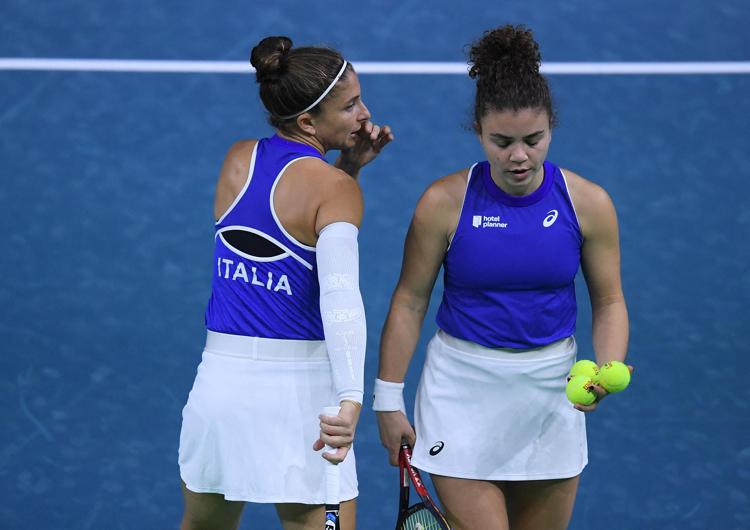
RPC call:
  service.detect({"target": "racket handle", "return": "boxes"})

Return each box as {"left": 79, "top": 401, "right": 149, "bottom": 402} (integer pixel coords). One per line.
{"left": 322, "top": 406, "right": 341, "bottom": 506}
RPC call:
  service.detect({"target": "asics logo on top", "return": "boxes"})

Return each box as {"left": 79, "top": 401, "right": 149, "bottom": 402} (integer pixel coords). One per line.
{"left": 543, "top": 209, "right": 559, "bottom": 228}
{"left": 472, "top": 215, "right": 508, "bottom": 229}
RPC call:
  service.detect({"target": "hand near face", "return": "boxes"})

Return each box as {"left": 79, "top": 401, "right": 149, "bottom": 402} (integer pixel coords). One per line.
{"left": 339, "top": 120, "right": 394, "bottom": 170}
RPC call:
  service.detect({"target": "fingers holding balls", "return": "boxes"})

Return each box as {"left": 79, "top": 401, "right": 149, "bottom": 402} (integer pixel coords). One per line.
{"left": 565, "top": 359, "right": 632, "bottom": 407}
{"left": 565, "top": 375, "right": 597, "bottom": 406}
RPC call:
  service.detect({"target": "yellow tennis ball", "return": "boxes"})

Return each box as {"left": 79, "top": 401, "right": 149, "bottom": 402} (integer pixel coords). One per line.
{"left": 565, "top": 375, "right": 596, "bottom": 406}
{"left": 598, "top": 361, "right": 631, "bottom": 393}
{"left": 569, "top": 360, "right": 599, "bottom": 382}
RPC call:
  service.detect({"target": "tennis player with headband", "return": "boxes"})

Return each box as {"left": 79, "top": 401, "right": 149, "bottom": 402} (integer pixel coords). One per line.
{"left": 374, "top": 25, "right": 629, "bottom": 529}
{"left": 178, "top": 36, "right": 393, "bottom": 530}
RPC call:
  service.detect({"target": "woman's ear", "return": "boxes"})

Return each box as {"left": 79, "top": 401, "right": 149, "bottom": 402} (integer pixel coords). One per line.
{"left": 296, "top": 113, "right": 316, "bottom": 136}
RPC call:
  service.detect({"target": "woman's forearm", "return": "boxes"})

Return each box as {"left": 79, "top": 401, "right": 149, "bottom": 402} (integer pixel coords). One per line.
{"left": 377, "top": 292, "right": 429, "bottom": 382}
{"left": 591, "top": 297, "right": 629, "bottom": 364}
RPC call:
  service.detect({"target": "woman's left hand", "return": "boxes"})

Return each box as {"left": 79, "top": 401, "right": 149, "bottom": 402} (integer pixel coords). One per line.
{"left": 574, "top": 383, "right": 609, "bottom": 412}
{"left": 574, "top": 364, "right": 634, "bottom": 412}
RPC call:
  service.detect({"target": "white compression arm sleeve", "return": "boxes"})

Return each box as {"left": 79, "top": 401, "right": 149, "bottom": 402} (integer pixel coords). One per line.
{"left": 317, "top": 222, "right": 366, "bottom": 405}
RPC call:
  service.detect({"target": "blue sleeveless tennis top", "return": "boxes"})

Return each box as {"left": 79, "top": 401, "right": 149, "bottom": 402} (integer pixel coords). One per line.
{"left": 435, "top": 160, "right": 582, "bottom": 349}
{"left": 205, "top": 134, "right": 325, "bottom": 340}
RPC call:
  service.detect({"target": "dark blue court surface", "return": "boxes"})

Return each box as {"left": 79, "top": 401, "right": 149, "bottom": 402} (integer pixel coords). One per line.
{"left": 2, "top": 1, "right": 749, "bottom": 528}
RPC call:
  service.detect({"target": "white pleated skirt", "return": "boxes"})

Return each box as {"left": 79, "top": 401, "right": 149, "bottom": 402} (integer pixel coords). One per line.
{"left": 178, "top": 331, "right": 358, "bottom": 503}
{"left": 411, "top": 330, "right": 587, "bottom": 481}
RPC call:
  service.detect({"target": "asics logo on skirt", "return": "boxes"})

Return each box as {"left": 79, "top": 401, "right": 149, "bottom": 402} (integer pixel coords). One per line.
{"left": 429, "top": 441, "right": 445, "bottom": 456}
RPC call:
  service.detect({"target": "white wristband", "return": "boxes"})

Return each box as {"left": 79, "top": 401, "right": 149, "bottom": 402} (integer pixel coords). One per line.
{"left": 372, "top": 378, "right": 406, "bottom": 413}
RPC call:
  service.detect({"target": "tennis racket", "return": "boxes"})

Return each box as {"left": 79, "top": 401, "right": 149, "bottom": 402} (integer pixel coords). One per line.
{"left": 323, "top": 406, "right": 341, "bottom": 530}
{"left": 396, "top": 441, "right": 451, "bottom": 530}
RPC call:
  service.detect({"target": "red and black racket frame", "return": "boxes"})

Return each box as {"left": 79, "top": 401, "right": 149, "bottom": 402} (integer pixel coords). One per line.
{"left": 396, "top": 442, "right": 451, "bottom": 530}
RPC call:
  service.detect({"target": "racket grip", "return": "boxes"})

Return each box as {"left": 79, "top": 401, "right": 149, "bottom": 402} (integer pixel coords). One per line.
{"left": 322, "top": 406, "right": 341, "bottom": 506}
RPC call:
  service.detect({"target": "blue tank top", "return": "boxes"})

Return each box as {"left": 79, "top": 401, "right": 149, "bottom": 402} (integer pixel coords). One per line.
{"left": 205, "top": 134, "right": 325, "bottom": 340}
{"left": 435, "top": 160, "right": 582, "bottom": 349}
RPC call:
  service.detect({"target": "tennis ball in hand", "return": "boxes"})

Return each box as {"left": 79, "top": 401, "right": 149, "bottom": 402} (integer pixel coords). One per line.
{"left": 569, "top": 360, "right": 599, "bottom": 381}
{"left": 566, "top": 375, "right": 596, "bottom": 406}
{"left": 598, "top": 361, "right": 631, "bottom": 393}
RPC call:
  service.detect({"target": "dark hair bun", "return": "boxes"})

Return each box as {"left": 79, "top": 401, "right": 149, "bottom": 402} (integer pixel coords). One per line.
{"left": 469, "top": 25, "right": 541, "bottom": 80}
{"left": 250, "top": 36, "right": 293, "bottom": 83}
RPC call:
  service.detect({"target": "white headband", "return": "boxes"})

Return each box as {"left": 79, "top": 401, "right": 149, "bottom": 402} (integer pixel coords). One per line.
{"left": 279, "top": 60, "right": 349, "bottom": 120}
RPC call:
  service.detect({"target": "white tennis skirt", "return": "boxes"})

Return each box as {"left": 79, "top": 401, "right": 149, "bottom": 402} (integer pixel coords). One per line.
{"left": 178, "top": 331, "right": 358, "bottom": 503}
{"left": 411, "top": 330, "right": 587, "bottom": 481}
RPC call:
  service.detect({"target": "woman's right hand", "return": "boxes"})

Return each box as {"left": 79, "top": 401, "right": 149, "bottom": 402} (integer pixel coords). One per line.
{"left": 314, "top": 401, "right": 361, "bottom": 464}
{"left": 376, "top": 411, "right": 416, "bottom": 466}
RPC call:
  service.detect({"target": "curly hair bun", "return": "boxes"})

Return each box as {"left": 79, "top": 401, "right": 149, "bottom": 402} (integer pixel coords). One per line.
{"left": 250, "top": 36, "right": 293, "bottom": 83}
{"left": 469, "top": 25, "right": 541, "bottom": 80}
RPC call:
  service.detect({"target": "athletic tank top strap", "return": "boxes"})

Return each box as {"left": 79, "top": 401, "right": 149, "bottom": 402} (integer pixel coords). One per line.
{"left": 216, "top": 134, "right": 323, "bottom": 260}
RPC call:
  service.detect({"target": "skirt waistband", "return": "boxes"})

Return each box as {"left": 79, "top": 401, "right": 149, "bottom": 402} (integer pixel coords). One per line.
{"left": 205, "top": 330, "right": 328, "bottom": 361}
{"left": 436, "top": 329, "right": 575, "bottom": 361}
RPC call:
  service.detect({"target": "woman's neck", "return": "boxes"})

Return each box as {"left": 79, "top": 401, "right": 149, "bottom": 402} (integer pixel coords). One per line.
{"left": 277, "top": 130, "right": 325, "bottom": 155}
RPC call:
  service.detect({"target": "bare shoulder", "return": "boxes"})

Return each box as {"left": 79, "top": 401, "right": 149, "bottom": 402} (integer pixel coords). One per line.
{"left": 226, "top": 139, "right": 257, "bottom": 159}
{"left": 403, "top": 167, "right": 469, "bottom": 245}
{"left": 213, "top": 140, "right": 258, "bottom": 220}
{"left": 281, "top": 157, "right": 363, "bottom": 234}
{"left": 219, "top": 139, "right": 258, "bottom": 187}
{"left": 562, "top": 168, "right": 617, "bottom": 236}
{"left": 291, "top": 156, "right": 363, "bottom": 200}
{"left": 415, "top": 168, "right": 469, "bottom": 221}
